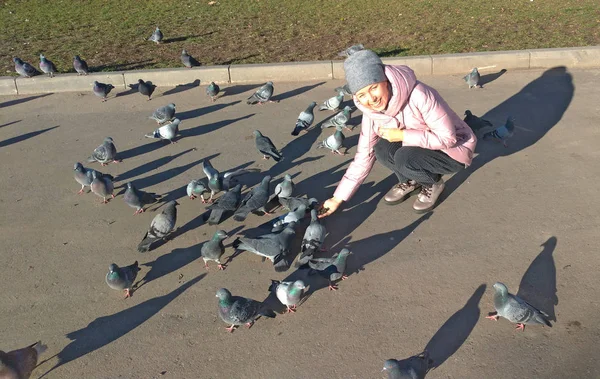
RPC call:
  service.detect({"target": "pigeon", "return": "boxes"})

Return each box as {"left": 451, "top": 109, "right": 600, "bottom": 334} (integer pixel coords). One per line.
{"left": 13, "top": 57, "right": 38, "bottom": 78}
{"left": 138, "top": 79, "right": 156, "bottom": 100}
{"left": 482, "top": 116, "right": 516, "bottom": 147}
{"left": 207, "top": 184, "right": 242, "bottom": 225}
{"left": 254, "top": 130, "right": 283, "bottom": 161}
{"left": 463, "top": 110, "right": 493, "bottom": 134}
{"left": 106, "top": 261, "right": 140, "bottom": 298}
{"left": 271, "top": 204, "right": 307, "bottom": 231}
{"left": 145, "top": 118, "right": 180, "bottom": 143}
{"left": 39, "top": 54, "right": 57, "bottom": 77}
{"left": 316, "top": 125, "right": 346, "bottom": 155}
{"left": 232, "top": 224, "right": 296, "bottom": 264}
{"left": 321, "top": 105, "right": 353, "bottom": 130}
{"left": 297, "top": 209, "right": 327, "bottom": 265}
{"left": 0, "top": 341, "right": 47, "bottom": 379}
{"left": 186, "top": 179, "right": 208, "bottom": 200}
{"left": 181, "top": 49, "right": 199, "bottom": 68}
{"left": 463, "top": 68, "right": 481, "bottom": 89}
{"left": 273, "top": 174, "right": 294, "bottom": 199}
{"left": 319, "top": 91, "right": 344, "bottom": 111}
{"left": 302, "top": 248, "right": 352, "bottom": 290}
{"left": 279, "top": 196, "right": 319, "bottom": 212}
{"left": 93, "top": 81, "right": 115, "bottom": 102}
{"left": 486, "top": 282, "right": 552, "bottom": 331}
{"left": 247, "top": 81, "right": 277, "bottom": 105}
{"left": 202, "top": 159, "right": 259, "bottom": 203}
{"left": 87, "top": 137, "right": 120, "bottom": 165}
{"left": 137, "top": 201, "right": 178, "bottom": 252}
{"left": 382, "top": 351, "right": 433, "bottom": 379}
{"left": 338, "top": 43, "right": 365, "bottom": 57}
{"left": 334, "top": 84, "right": 352, "bottom": 96}
{"left": 291, "top": 102, "right": 317, "bottom": 136}
{"left": 216, "top": 288, "right": 276, "bottom": 332}
{"left": 148, "top": 27, "right": 163, "bottom": 44}
{"left": 201, "top": 230, "right": 229, "bottom": 270}
{"left": 233, "top": 175, "right": 271, "bottom": 222}
{"left": 73, "top": 55, "right": 89, "bottom": 75}
{"left": 268, "top": 280, "right": 306, "bottom": 313}
{"left": 123, "top": 182, "right": 161, "bottom": 215}
{"left": 149, "top": 103, "right": 176, "bottom": 124}
{"left": 90, "top": 170, "right": 115, "bottom": 204}
{"left": 73, "top": 162, "right": 114, "bottom": 194}
{"left": 206, "top": 82, "right": 220, "bottom": 101}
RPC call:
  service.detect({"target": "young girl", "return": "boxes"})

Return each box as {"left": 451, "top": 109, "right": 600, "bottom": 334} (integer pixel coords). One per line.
{"left": 319, "top": 49, "right": 477, "bottom": 217}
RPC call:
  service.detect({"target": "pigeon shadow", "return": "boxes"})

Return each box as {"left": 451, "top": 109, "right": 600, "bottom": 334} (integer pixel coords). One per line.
{"left": 181, "top": 114, "right": 255, "bottom": 138}
{"left": 115, "top": 84, "right": 139, "bottom": 98}
{"left": 117, "top": 139, "right": 168, "bottom": 161}
{"left": 271, "top": 82, "right": 326, "bottom": 102}
{"left": 221, "top": 84, "right": 261, "bottom": 97}
{"left": 115, "top": 148, "right": 198, "bottom": 183}
{"left": 174, "top": 210, "right": 211, "bottom": 239}
{"left": 163, "top": 32, "right": 215, "bottom": 43}
{"left": 479, "top": 69, "right": 508, "bottom": 87}
{"left": 516, "top": 237, "right": 558, "bottom": 322}
{"left": 0, "top": 125, "right": 59, "bottom": 148}
{"left": 0, "top": 93, "right": 52, "bottom": 108}
{"left": 373, "top": 47, "right": 410, "bottom": 57}
{"left": 0, "top": 120, "right": 21, "bottom": 128}
{"left": 38, "top": 274, "right": 205, "bottom": 378}
{"left": 216, "top": 54, "right": 259, "bottom": 65}
{"left": 162, "top": 79, "right": 201, "bottom": 96}
{"left": 177, "top": 101, "right": 241, "bottom": 121}
{"left": 90, "top": 60, "right": 153, "bottom": 72}
{"left": 439, "top": 66, "right": 574, "bottom": 207}
{"left": 424, "top": 284, "right": 486, "bottom": 369}
{"left": 134, "top": 157, "right": 208, "bottom": 189}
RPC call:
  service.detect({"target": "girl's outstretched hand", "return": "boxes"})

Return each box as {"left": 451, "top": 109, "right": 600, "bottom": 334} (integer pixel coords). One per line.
{"left": 318, "top": 197, "right": 343, "bottom": 218}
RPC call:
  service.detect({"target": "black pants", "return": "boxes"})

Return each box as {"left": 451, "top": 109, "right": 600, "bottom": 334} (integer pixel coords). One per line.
{"left": 373, "top": 139, "right": 465, "bottom": 186}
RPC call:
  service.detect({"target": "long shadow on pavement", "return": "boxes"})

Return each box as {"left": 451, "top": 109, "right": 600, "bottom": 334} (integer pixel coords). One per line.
{"left": 0, "top": 93, "right": 52, "bottom": 108}
{"left": 180, "top": 114, "right": 255, "bottom": 138}
{"left": 0, "top": 125, "right": 59, "bottom": 148}
{"left": 178, "top": 101, "right": 240, "bottom": 121}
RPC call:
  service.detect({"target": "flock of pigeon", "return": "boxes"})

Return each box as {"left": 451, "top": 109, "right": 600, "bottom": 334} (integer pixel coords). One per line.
{"left": 3, "top": 39, "right": 533, "bottom": 379}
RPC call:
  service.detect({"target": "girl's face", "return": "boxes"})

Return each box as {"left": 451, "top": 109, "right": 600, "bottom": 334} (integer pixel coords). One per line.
{"left": 355, "top": 80, "right": 391, "bottom": 112}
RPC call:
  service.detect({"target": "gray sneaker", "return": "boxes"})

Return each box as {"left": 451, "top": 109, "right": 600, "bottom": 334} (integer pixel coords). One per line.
{"left": 384, "top": 180, "right": 421, "bottom": 205}
{"left": 413, "top": 179, "right": 445, "bottom": 213}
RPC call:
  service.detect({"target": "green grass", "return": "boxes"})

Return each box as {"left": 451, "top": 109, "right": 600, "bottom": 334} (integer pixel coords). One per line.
{"left": 1, "top": 0, "right": 599, "bottom": 76}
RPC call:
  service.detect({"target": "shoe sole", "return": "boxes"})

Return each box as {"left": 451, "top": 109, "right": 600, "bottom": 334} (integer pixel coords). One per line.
{"left": 383, "top": 187, "right": 421, "bottom": 205}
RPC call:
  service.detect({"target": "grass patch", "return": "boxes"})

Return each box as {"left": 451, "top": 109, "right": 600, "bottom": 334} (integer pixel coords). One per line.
{"left": 1, "top": 0, "right": 599, "bottom": 75}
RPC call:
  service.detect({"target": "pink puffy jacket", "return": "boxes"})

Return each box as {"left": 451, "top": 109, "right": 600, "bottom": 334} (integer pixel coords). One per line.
{"left": 333, "top": 65, "right": 477, "bottom": 201}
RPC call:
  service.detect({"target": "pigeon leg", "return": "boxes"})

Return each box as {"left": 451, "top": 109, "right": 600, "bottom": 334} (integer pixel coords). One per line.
{"left": 148, "top": 96, "right": 152, "bottom": 101}
{"left": 102, "top": 197, "right": 109, "bottom": 204}
{"left": 225, "top": 325, "right": 237, "bottom": 333}
{"left": 218, "top": 263, "right": 226, "bottom": 270}
{"left": 208, "top": 193, "right": 214, "bottom": 203}
{"left": 485, "top": 314, "right": 500, "bottom": 321}
{"left": 189, "top": 194, "right": 197, "bottom": 200}
{"left": 341, "top": 275, "right": 349, "bottom": 280}
{"left": 200, "top": 195, "right": 208, "bottom": 204}
{"left": 124, "top": 288, "right": 132, "bottom": 298}
{"left": 101, "top": 162, "right": 108, "bottom": 166}
{"left": 245, "top": 321, "right": 255, "bottom": 329}
{"left": 77, "top": 186, "right": 85, "bottom": 194}
{"left": 112, "top": 159, "right": 123, "bottom": 163}
{"left": 269, "top": 100, "right": 280, "bottom": 103}
{"left": 328, "top": 283, "right": 339, "bottom": 291}
{"left": 262, "top": 155, "right": 270, "bottom": 160}
{"left": 204, "top": 262, "right": 210, "bottom": 270}
{"left": 515, "top": 323, "right": 525, "bottom": 331}
{"left": 111, "top": 194, "right": 116, "bottom": 199}
{"left": 286, "top": 305, "right": 296, "bottom": 313}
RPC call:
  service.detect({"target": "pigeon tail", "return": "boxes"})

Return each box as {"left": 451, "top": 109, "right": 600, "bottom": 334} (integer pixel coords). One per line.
{"left": 137, "top": 232, "right": 155, "bottom": 252}
{"left": 207, "top": 209, "right": 224, "bottom": 225}
{"left": 144, "top": 130, "right": 161, "bottom": 139}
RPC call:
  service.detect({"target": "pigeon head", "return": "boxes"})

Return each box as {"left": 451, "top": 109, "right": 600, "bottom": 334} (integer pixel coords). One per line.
{"left": 309, "top": 101, "right": 317, "bottom": 107}
{"left": 214, "top": 230, "right": 228, "bottom": 240}
{"left": 74, "top": 162, "right": 83, "bottom": 172}
{"left": 261, "top": 175, "right": 272, "bottom": 185}
{"left": 166, "top": 200, "right": 179, "bottom": 208}
{"left": 266, "top": 81, "right": 274, "bottom": 86}
{"left": 168, "top": 103, "right": 176, "bottom": 110}
{"left": 39, "top": 54, "right": 46, "bottom": 60}
{"left": 215, "top": 288, "right": 232, "bottom": 300}
{"left": 464, "top": 110, "right": 473, "bottom": 118}
{"left": 284, "top": 174, "right": 292, "bottom": 181}
{"left": 13, "top": 57, "right": 23, "bottom": 64}
{"left": 253, "top": 130, "right": 262, "bottom": 137}
{"left": 104, "top": 137, "right": 114, "bottom": 143}
{"left": 155, "top": 27, "right": 160, "bottom": 31}
{"left": 338, "top": 248, "right": 352, "bottom": 258}
{"left": 382, "top": 359, "right": 400, "bottom": 372}
{"left": 138, "top": 79, "right": 144, "bottom": 85}
{"left": 292, "top": 280, "right": 306, "bottom": 290}
{"left": 74, "top": 55, "right": 81, "bottom": 60}
{"left": 182, "top": 49, "right": 188, "bottom": 55}
{"left": 108, "top": 263, "right": 119, "bottom": 273}
{"left": 493, "top": 282, "right": 509, "bottom": 296}
{"left": 126, "top": 182, "right": 133, "bottom": 189}
{"left": 308, "top": 198, "right": 319, "bottom": 207}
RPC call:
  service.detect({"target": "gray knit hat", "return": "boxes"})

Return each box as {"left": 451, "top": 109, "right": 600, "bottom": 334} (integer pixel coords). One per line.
{"left": 343, "top": 49, "right": 386, "bottom": 94}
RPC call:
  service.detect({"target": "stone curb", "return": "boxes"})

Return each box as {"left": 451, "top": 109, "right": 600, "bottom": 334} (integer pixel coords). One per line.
{"left": 1, "top": 46, "right": 599, "bottom": 96}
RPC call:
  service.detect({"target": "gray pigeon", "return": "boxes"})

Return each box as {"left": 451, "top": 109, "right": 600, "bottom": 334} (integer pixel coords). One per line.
{"left": 73, "top": 55, "right": 89, "bottom": 75}
{"left": 93, "top": 81, "right": 115, "bottom": 102}
{"left": 105, "top": 261, "right": 140, "bottom": 298}
{"left": 206, "top": 82, "right": 220, "bottom": 101}
{"left": 233, "top": 175, "right": 272, "bottom": 222}
{"left": 247, "top": 81, "right": 277, "bottom": 105}
{"left": 145, "top": 118, "right": 180, "bottom": 143}
{"left": 279, "top": 196, "right": 319, "bottom": 212}
{"left": 181, "top": 49, "right": 199, "bottom": 68}
{"left": 123, "top": 182, "right": 161, "bottom": 215}
{"left": 463, "top": 68, "right": 481, "bottom": 89}
{"left": 0, "top": 341, "right": 47, "bottom": 379}
{"left": 13, "top": 57, "right": 38, "bottom": 78}
{"left": 319, "top": 91, "right": 344, "bottom": 111}
{"left": 138, "top": 79, "right": 156, "bottom": 100}
{"left": 382, "top": 351, "right": 433, "bottom": 379}
{"left": 291, "top": 102, "right": 317, "bottom": 136}
{"left": 274, "top": 174, "right": 294, "bottom": 199}
{"left": 73, "top": 162, "right": 114, "bottom": 194}
{"left": 90, "top": 170, "right": 115, "bottom": 204}
{"left": 334, "top": 84, "right": 352, "bottom": 96}
{"left": 87, "top": 136, "right": 120, "bottom": 165}
{"left": 482, "top": 116, "right": 516, "bottom": 147}
{"left": 254, "top": 130, "right": 283, "bottom": 161}
{"left": 271, "top": 204, "right": 306, "bottom": 231}
{"left": 463, "top": 110, "right": 493, "bottom": 134}
{"left": 232, "top": 223, "right": 295, "bottom": 264}
{"left": 216, "top": 288, "right": 276, "bottom": 332}
{"left": 186, "top": 179, "right": 209, "bottom": 201}
{"left": 297, "top": 209, "right": 327, "bottom": 265}
{"left": 200, "top": 230, "right": 229, "bottom": 270}
{"left": 303, "top": 248, "right": 352, "bottom": 290}
{"left": 321, "top": 105, "right": 353, "bottom": 130}
{"left": 207, "top": 184, "right": 242, "bottom": 225}
{"left": 316, "top": 125, "right": 346, "bottom": 155}
{"left": 203, "top": 159, "right": 259, "bottom": 203}
{"left": 137, "top": 200, "right": 178, "bottom": 252}
{"left": 148, "top": 27, "right": 163, "bottom": 44}
{"left": 268, "top": 280, "right": 306, "bottom": 313}
{"left": 149, "top": 103, "right": 176, "bottom": 124}
{"left": 39, "top": 54, "right": 57, "bottom": 77}
{"left": 338, "top": 44, "right": 365, "bottom": 57}
{"left": 486, "top": 282, "right": 552, "bottom": 331}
